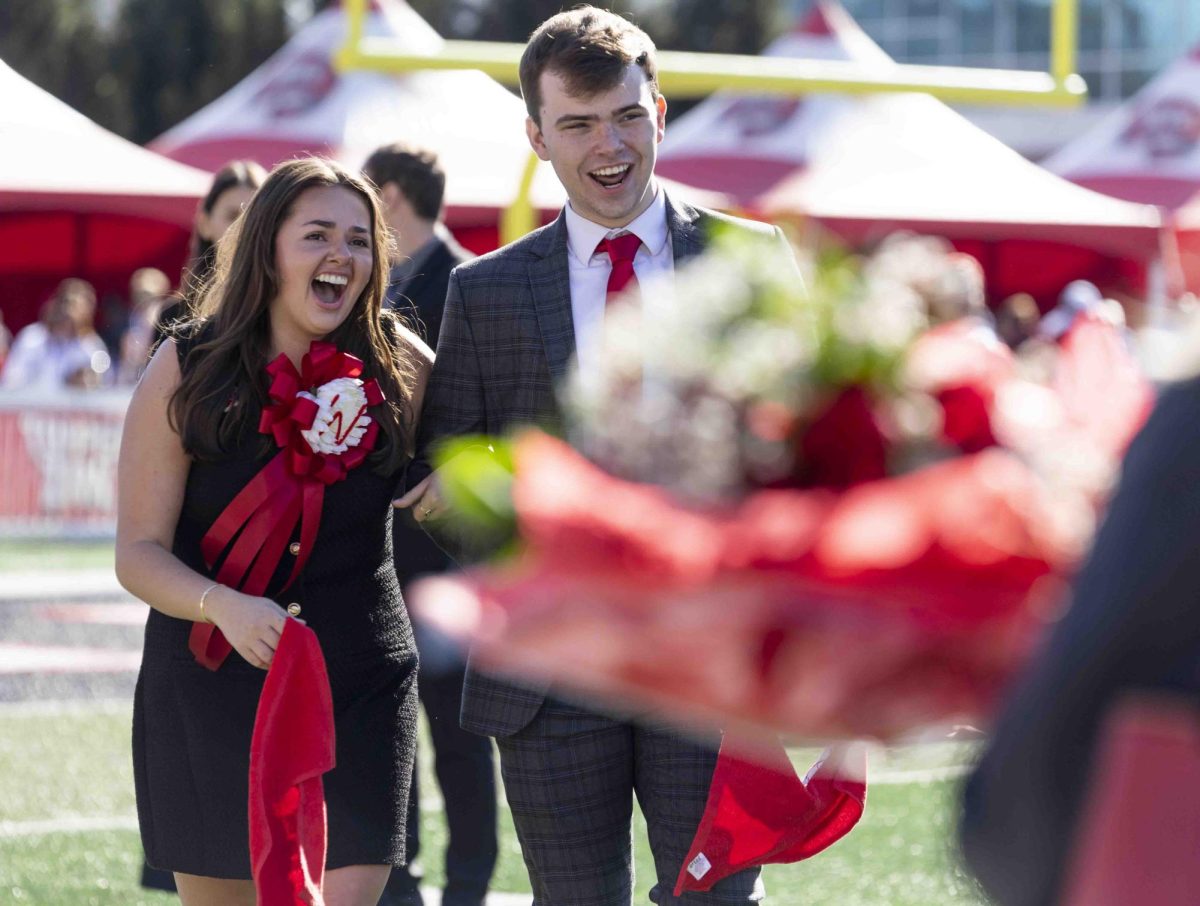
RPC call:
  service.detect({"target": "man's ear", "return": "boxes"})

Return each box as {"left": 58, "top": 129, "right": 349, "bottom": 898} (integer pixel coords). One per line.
{"left": 655, "top": 94, "right": 667, "bottom": 143}
{"left": 526, "top": 115, "right": 552, "bottom": 162}
{"left": 193, "top": 202, "right": 213, "bottom": 242}
{"left": 380, "top": 182, "right": 401, "bottom": 210}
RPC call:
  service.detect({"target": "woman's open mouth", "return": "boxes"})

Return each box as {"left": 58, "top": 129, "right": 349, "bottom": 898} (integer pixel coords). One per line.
{"left": 311, "top": 272, "right": 349, "bottom": 308}
{"left": 590, "top": 163, "right": 632, "bottom": 191}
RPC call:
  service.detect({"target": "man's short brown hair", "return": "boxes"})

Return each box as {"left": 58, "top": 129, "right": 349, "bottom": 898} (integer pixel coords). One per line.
{"left": 361, "top": 143, "right": 446, "bottom": 222}
{"left": 519, "top": 6, "right": 659, "bottom": 126}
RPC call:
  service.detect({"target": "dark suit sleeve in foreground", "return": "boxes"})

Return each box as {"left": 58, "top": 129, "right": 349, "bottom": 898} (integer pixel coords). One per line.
{"left": 959, "top": 376, "right": 1200, "bottom": 906}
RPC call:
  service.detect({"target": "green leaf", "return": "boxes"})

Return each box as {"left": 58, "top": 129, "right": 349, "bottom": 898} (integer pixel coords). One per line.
{"left": 431, "top": 436, "right": 519, "bottom": 553}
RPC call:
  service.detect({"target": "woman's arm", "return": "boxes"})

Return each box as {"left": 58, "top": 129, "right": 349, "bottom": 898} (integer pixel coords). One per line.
{"left": 115, "top": 340, "right": 291, "bottom": 668}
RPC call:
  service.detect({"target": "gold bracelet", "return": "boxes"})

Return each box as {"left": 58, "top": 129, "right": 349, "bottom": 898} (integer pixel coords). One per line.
{"left": 198, "top": 583, "right": 220, "bottom": 624}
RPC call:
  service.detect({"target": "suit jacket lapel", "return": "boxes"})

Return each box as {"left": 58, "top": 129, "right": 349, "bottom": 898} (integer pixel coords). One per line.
{"left": 666, "top": 194, "right": 706, "bottom": 265}
{"left": 528, "top": 212, "right": 577, "bottom": 382}
{"left": 528, "top": 195, "right": 704, "bottom": 384}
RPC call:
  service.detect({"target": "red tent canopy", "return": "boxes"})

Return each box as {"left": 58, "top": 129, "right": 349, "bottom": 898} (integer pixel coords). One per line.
{"left": 1045, "top": 45, "right": 1200, "bottom": 209}
{"left": 658, "top": 1, "right": 1164, "bottom": 308}
{"left": 1168, "top": 192, "right": 1200, "bottom": 294}
{"left": 0, "top": 59, "right": 211, "bottom": 333}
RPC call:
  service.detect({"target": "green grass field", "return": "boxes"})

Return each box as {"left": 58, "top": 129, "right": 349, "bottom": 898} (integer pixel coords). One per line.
{"left": 0, "top": 539, "right": 988, "bottom": 904}
{"left": 0, "top": 539, "right": 117, "bottom": 572}
{"left": 0, "top": 703, "right": 986, "bottom": 905}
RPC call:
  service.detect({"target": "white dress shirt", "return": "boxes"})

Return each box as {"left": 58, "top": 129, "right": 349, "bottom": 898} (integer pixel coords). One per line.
{"left": 563, "top": 183, "right": 674, "bottom": 381}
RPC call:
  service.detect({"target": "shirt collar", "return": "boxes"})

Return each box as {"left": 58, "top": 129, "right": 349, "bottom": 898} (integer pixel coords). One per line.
{"left": 565, "top": 181, "right": 668, "bottom": 265}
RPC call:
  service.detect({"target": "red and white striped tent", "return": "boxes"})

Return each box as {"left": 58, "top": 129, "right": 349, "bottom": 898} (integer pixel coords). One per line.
{"left": 1045, "top": 43, "right": 1200, "bottom": 209}
{"left": 657, "top": 0, "right": 892, "bottom": 203}
{"left": 0, "top": 58, "right": 211, "bottom": 332}
{"left": 151, "top": 0, "right": 541, "bottom": 247}
{"left": 151, "top": 0, "right": 723, "bottom": 250}
{"left": 659, "top": 1, "right": 1164, "bottom": 307}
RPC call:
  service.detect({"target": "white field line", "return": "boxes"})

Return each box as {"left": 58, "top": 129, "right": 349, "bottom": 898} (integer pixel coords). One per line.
{"left": 0, "top": 570, "right": 124, "bottom": 602}
{"left": 0, "top": 643, "right": 141, "bottom": 673}
{"left": 0, "top": 698, "right": 130, "bottom": 716}
{"left": 0, "top": 815, "right": 138, "bottom": 838}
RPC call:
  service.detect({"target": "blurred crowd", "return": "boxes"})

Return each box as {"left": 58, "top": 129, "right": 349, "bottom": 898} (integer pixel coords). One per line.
{"left": 0, "top": 160, "right": 266, "bottom": 394}
{"left": 0, "top": 226, "right": 1135, "bottom": 396}
{"left": 0, "top": 269, "right": 168, "bottom": 391}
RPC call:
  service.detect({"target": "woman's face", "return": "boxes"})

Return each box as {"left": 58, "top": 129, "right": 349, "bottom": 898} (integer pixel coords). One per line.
{"left": 268, "top": 185, "right": 374, "bottom": 349}
{"left": 198, "top": 184, "right": 257, "bottom": 242}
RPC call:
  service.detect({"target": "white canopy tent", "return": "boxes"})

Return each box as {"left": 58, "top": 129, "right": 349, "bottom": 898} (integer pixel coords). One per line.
{"left": 1045, "top": 44, "right": 1200, "bottom": 209}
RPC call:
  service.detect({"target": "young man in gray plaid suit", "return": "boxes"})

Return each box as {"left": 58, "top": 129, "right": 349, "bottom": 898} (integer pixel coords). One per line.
{"left": 398, "top": 7, "right": 793, "bottom": 903}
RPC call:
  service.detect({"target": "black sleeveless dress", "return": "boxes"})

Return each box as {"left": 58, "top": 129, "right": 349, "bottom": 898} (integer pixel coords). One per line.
{"left": 132, "top": 332, "right": 418, "bottom": 878}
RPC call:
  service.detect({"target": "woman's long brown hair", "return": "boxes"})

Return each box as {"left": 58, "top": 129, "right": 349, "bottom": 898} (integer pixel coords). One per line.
{"left": 169, "top": 158, "right": 416, "bottom": 475}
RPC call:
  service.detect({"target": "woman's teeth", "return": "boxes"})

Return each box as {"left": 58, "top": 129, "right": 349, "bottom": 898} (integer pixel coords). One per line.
{"left": 312, "top": 273, "right": 348, "bottom": 304}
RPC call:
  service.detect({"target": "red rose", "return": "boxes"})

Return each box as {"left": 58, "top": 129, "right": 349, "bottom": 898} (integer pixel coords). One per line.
{"left": 796, "top": 387, "right": 888, "bottom": 489}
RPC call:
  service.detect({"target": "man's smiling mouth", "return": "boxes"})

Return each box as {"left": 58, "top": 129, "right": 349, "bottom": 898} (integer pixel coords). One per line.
{"left": 590, "top": 163, "right": 631, "bottom": 189}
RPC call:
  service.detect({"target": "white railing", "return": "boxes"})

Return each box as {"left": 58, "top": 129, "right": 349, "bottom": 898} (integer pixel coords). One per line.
{"left": 0, "top": 389, "right": 131, "bottom": 539}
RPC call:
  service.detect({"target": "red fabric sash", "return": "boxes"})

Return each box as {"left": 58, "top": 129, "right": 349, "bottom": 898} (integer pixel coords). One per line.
{"left": 249, "top": 619, "right": 335, "bottom": 904}
{"left": 674, "top": 737, "right": 866, "bottom": 894}
{"left": 189, "top": 342, "right": 384, "bottom": 670}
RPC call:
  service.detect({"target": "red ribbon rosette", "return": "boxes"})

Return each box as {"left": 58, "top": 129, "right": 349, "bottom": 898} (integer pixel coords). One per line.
{"left": 190, "top": 341, "right": 385, "bottom": 669}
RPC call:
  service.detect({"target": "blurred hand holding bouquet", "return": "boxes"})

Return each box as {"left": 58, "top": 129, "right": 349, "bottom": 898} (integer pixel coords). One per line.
{"left": 413, "top": 230, "right": 1152, "bottom": 743}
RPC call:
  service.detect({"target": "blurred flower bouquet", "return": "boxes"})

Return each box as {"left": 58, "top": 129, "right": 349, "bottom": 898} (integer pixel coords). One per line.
{"left": 412, "top": 230, "right": 1152, "bottom": 742}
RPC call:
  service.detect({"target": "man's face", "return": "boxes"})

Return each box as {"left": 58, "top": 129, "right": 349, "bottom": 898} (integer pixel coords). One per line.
{"left": 527, "top": 63, "right": 667, "bottom": 229}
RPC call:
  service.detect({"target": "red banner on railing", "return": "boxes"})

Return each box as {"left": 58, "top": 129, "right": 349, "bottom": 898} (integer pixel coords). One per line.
{"left": 0, "top": 392, "right": 128, "bottom": 537}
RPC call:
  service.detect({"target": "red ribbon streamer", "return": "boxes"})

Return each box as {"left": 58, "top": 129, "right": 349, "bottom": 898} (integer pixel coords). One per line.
{"left": 189, "top": 342, "right": 385, "bottom": 670}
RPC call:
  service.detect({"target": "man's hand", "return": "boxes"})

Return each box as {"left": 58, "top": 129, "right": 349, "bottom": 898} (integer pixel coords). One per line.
{"left": 393, "top": 472, "right": 446, "bottom": 523}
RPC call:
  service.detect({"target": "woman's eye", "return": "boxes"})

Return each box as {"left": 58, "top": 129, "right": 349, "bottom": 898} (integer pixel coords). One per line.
{"left": 305, "top": 232, "right": 325, "bottom": 241}
{"left": 351, "top": 238, "right": 370, "bottom": 248}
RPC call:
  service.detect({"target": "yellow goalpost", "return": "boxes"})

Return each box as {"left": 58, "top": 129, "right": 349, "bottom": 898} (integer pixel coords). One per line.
{"left": 334, "top": 0, "right": 1085, "bottom": 239}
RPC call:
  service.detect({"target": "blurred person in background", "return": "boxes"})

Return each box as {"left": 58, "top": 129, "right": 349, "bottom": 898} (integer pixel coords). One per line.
{"left": 117, "top": 268, "right": 171, "bottom": 385}
{"left": 923, "top": 252, "right": 991, "bottom": 329}
{"left": 995, "top": 292, "right": 1041, "bottom": 350}
{"left": 0, "top": 278, "right": 109, "bottom": 390}
{"left": 960, "top": 374, "right": 1200, "bottom": 906}
{"left": 363, "top": 143, "right": 473, "bottom": 348}
{"left": 0, "top": 308, "right": 10, "bottom": 374}
{"left": 1039, "top": 279, "right": 1104, "bottom": 341}
{"left": 363, "top": 142, "right": 496, "bottom": 906}
{"left": 154, "top": 160, "right": 267, "bottom": 347}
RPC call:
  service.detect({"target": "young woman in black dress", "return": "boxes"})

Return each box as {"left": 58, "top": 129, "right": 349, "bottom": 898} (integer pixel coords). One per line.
{"left": 116, "top": 157, "right": 432, "bottom": 906}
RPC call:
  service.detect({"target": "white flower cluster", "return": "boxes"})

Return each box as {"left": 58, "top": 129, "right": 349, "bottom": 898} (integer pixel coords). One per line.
{"left": 299, "top": 377, "right": 372, "bottom": 455}
{"left": 565, "top": 232, "right": 824, "bottom": 501}
{"left": 563, "top": 229, "right": 1008, "bottom": 501}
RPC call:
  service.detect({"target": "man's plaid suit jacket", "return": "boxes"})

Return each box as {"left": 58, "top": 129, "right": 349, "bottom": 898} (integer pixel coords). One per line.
{"left": 412, "top": 193, "right": 792, "bottom": 737}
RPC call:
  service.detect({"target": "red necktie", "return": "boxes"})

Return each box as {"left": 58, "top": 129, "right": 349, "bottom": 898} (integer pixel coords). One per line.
{"left": 597, "top": 232, "right": 642, "bottom": 305}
